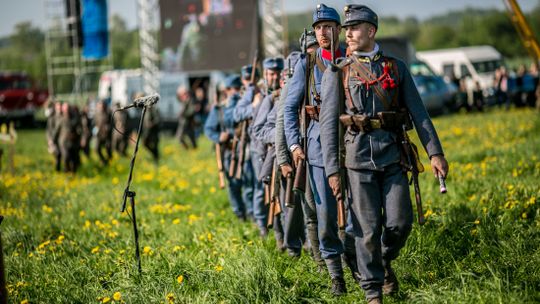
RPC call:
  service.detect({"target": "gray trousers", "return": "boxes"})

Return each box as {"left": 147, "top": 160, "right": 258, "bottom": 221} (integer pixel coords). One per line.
{"left": 347, "top": 163, "right": 413, "bottom": 299}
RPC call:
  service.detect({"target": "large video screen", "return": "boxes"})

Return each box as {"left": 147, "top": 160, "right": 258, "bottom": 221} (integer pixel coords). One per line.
{"left": 160, "top": 0, "right": 259, "bottom": 72}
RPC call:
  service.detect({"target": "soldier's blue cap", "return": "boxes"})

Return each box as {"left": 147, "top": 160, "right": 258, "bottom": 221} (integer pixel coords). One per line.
{"left": 224, "top": 74, "right": 242, "bottom": 89}
{"left": 312, "top": 3, "right": 341, "bottom": 27}
{"left": 284, "top": 51, "right": 302, "bottom": 73}
{"left": 263, "top": 57, "right": 284, "bottom": 71}
{"left": 241, "top": 65, "right": 260, "bottom": 79}
{"left": 343, "top": 4, "right": 378, "bottom": 29}
{"left": 299, "top": 30, "right": 318, "bottom": 49}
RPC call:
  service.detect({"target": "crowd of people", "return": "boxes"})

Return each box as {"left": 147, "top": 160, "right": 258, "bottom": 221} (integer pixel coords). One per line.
{"left": 204, "top": 4, "right": 448, "bottom": 303}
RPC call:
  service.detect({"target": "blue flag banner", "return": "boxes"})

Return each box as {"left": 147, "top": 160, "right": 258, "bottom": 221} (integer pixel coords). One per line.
{"left": 82, "top": 0, "right": 109, "bottom": 59}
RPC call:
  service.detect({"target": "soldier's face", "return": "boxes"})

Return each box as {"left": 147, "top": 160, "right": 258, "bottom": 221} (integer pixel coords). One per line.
{"left": 313, "top": 21, "right": 341, "bottom": 50}
{"left": 345, "top": 23, "right": 376, "bottom": 52}
{"left": 265, "top": 69, "right": 281, "bottom": 90}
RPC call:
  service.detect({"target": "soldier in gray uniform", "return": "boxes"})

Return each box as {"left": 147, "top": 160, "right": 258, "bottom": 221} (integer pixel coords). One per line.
{"left": 142, "top": 101, "right": 161, "bottom": 164}
{"left": 94, "top": 100, "right": 112, "bottom": 166}
{"left": 276, "top": 33, "right": 326, "bottom": 268}
{"left": 112, "top": 102, "right": 129, "bottom": 156}
{"left": 283, "top": 4, "right": 352, "bottom": 295}
{"left": 320, "top": 5, "right": 449, "bottom": 304}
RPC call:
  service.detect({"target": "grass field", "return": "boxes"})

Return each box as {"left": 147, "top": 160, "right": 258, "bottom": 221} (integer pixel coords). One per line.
{"left": 1, "top": 108, "right": 539, "bottom": 303}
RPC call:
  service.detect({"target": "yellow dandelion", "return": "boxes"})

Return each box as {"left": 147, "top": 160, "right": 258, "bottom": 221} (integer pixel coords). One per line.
{"left": 474, "top": 219, "right": 480, "bottom": 225}
{"left": 176, "top": 275, "right": 184, "bottom": 284}
{"left": 42, "top": 205, "right": 53, "bottom": 213}
{"left": 112, "top": 177, "right": 119, "bottom": 185}
{"left": 214, "top": 265, "right": 223, "bottom": 272}
{"left": 143, "top": 246, "right": 153, "bottom": 255}
{"left": 101, "top": 296, "right": 111, "bottom": 303}
{"left": 79, "top": 210, "right": 86, "bottom": 217}
{"left": 522, "top": 212, "right": 528, "bottom": 219}
{"left": 55, "top": 235, "right": 65, "bottom": 245}
{"left": 166, "top": 293, "right": 175, "bottom": 303}
{"left": 207, "top": 232, "right": 213, "bottom": 241}
{"left": 21, "top": 300, "right": 29, "bottom": 304}
{"left": 210, "top": 187, "right": 216, "bottom": 194}
{"left": 113, "top": 291, "right": 122, "bottom": 301}
{"left": 172, "top": 218, "right": 180, "bottom": 225}
{"left": 91, "top": 246, "right": 100, "bottom": 254}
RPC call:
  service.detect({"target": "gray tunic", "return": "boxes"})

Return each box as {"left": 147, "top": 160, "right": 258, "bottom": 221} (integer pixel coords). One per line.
{"left": 320, "top": 56, "right": 444, "bottom": 177}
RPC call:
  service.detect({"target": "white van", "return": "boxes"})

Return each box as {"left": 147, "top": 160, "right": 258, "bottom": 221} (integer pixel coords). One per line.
{"left": 416, "top": 46, "right": 503, "bottom": 99}
{"left": 98, "top": 69, "right": 187, "bottom": 124}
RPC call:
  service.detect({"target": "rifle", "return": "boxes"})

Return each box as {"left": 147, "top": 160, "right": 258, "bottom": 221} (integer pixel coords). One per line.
{"left": 400, "top": 125, "right": 425, "bottom": 225}
{"left": 0, "top": 216, "right": 7, "bottom": 304}
{"left": 284, "top": 172, "right": 294, "bottom": 208}
{"left": 294, "top": 28, "right": 310, "bottom": 194}
{"left": 267, "top": 161, "right": 282, "bottom": 228}
{"left": 214, "top": 86, "right": 226, "bottom": 189}
{"left": 332, "top": 28, "right": 346, "bottom": 229}
{"left": 234, "top": 49, "right": 259, "bottom": 180}
{"left": 215, "top": 143, "right": 226, "bottom": 189}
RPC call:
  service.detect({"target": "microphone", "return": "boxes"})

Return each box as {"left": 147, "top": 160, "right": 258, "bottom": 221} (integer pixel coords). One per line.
{"left": 119, "top": 93, "right": 160, "bottom": 110}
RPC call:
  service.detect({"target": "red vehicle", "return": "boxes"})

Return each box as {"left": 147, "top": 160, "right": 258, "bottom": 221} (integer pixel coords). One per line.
{"left": 0, "top": 72, "right": 48, "bottom": 124}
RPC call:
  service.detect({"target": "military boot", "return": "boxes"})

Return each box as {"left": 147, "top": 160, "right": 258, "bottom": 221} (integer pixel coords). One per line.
{"left": 382, "top": 262, "right": 399, "bottom": 295}
{"left": 326, "top": 256, "right": 347, "bottom": 296}
{"left": 331, "top": 277, "right": 347, "bottom": 296}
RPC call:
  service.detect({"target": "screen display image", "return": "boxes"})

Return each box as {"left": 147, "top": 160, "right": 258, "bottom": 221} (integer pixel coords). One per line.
{"left": 160, "top": 0, "right": 259, "bottom": 72}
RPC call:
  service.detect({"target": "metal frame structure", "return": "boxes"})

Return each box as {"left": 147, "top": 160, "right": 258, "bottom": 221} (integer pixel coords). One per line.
{"left": 137, "top": 0, "right": 160, "bottom": 95}
{"left": 44, "top": 0, "right": 112, "bottom": 103}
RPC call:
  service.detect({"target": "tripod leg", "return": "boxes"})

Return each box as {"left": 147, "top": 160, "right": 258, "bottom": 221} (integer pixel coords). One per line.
{"left": 130, "top": 194, "right": 142, "bottom": 275}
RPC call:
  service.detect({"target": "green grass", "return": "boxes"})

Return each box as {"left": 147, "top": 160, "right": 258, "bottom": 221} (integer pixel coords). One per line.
{"left": 1, "top": 107, "right": 539, "bottom": 303}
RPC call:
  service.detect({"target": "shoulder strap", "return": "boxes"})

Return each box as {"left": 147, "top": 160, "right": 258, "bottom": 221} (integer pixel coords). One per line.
{"left": 349, "top": 58, "right": 391, "bottom": 110}
{"left": 315, "top": 56, "right": 327, "bottom": 73}
{"left": 341, "top": 65, "right": 359, "bottom": 113}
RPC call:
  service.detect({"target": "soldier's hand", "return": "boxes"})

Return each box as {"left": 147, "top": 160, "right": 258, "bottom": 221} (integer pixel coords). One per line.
{"left": 430, "top": 154, "right": 449, "bottom": 179}
{"left": 328, "top": 174, "right": 341, "bottom": 198}
{"left": 280, "top": 163, "right": 293, "bottom": 178}
{"left": 252, "top": 93, "right": 262, "bottom": 108}
{"left": 292, "top": 147, "right": 305, "bottom": 166}
{"left": 219, "top": 132, "right": 230, "bottom": 143}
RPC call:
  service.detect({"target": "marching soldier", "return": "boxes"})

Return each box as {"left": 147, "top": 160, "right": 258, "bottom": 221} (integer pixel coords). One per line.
{"left": 80, "top": 104, "right": 92, "bottom": 159}
{"left": 233, "top": 62, "right": 272, "bottom": 236}
{"left": 320, "top": 5, "right": 449, "bottom": 303}
{"left": 94, "top": 100, "right": 112, "bottom": 166}
{"left": 176, "top": 86, "right": 198, "bottom": 149}
{"left": 255, "top": 53, "right": 307, "bottom": 257}
{"left": 205, "top": 75, "right": 252, "bottom": 221}
{"left": 252, "top": 57, "right": 288, "bottom": 250}
{"left": 276, "top": 33, "right": 326, "bottom": 269}
{"left": 283, "top": 3, "right": 349, "bottom": 295}
{"left": 58, "top": 103, "right": 82, "bottom": 173}
{"left": 142, "top": 98, "right": 161, "bottom": 164}
{"left": 112, "top": 102, "right": 129, "bottom": 156}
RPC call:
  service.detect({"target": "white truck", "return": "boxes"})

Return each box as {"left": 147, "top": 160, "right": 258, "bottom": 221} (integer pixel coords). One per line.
{"left": 416, "top": 45, "right": 503, "bottom": 101}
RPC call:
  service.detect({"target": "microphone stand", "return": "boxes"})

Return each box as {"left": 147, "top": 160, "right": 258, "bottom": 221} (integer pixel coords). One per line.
{"left": 120, "top": 106, "right": 148, "bottom": 276}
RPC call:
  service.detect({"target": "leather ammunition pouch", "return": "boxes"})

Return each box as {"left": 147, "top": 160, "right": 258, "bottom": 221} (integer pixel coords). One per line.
{"left": 305, "top": 105, "right": 321, "bottom": 122}
{"left": 339, "top": 111, "right": 412, "bottom": 133}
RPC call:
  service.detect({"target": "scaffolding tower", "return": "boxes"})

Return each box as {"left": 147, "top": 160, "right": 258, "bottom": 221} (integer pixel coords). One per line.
{"left": 137, "top": 0, "right": 160, "bottom": 95}
{"left": 262, "top": 0, "right": 287, "bottom": 58}
{"left": 43, "top": 0, "right": 112, "bottom": 103}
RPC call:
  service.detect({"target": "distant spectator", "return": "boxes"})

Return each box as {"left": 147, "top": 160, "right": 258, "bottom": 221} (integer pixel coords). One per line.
{"left": 494, "top": 66, "right": 509, "bottom": 108}
{"left": 472, "top": 81, "right": 484, "bottom": 112}
{"left": 527, "top": 62, "right": 539, "bottom": 108}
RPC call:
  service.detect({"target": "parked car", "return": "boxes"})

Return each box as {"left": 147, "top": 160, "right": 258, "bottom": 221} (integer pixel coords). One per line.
{"left": 0, "top": 72, "right": 48, "bottom": 125}
{"left": 410, "top": 61, "right": 458, "bottom": 115}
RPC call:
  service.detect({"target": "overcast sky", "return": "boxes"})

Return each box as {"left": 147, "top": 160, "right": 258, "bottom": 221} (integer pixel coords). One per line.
{"left": 1, "top": 0, "right": 538, "bottom": 37}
